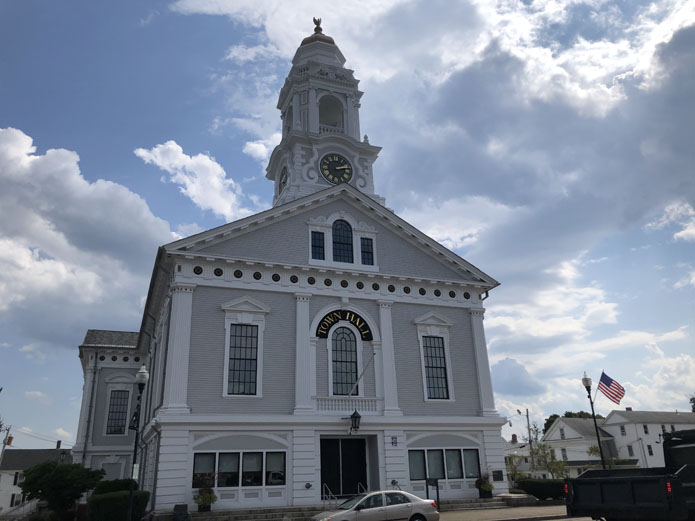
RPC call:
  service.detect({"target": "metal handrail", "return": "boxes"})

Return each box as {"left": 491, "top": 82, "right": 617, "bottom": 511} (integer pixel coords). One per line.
{"left": 322, "top": 483, "right": 338, "bottom": 509}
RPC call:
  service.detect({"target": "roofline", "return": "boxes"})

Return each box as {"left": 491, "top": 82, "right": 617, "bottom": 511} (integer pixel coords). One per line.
{"left": 163, "top": 184, "right": 500, "bottom": 288}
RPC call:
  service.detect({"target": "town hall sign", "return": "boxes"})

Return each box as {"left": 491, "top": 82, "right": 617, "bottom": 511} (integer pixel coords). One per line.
{"left": 315, "top": 310, "right": 373, "bottom": 341}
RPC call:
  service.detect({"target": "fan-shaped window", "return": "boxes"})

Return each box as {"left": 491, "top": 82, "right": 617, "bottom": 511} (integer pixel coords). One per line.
{"left": 332, "top": 220, "right": 353, "bottom": 263}
{"left": 319, "top": 95, "right": 343, "bottom": 131}
{"left": 332, "top": 327, "right": 358, "bottom": 395}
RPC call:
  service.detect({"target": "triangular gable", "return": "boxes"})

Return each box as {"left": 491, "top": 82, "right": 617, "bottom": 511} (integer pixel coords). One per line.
{"left": 165, "top": 184, "right": 499, "bottom": 288}
{"left": 221, "top": 296, "right": 270, "bottom": 315}
{"left": 413, "top": 312, "right": 453, "bottom": 327}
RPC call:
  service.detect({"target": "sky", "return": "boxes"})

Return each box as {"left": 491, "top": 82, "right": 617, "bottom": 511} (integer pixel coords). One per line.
{"left": 1, "top": 0, "right": 694, "bottom": 450}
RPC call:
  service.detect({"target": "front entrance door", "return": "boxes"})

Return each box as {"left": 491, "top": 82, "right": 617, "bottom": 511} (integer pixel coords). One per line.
{"left": 320, "top": 438, "right": 367, "bottom": 498}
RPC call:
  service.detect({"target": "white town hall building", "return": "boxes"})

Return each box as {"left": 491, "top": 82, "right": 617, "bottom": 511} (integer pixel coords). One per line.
{"left": 72, "top": 21, "right": 509, "bottom": 514}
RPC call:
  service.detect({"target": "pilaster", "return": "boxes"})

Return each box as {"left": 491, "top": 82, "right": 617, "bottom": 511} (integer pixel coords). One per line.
{"left": 160, "top": 283, "right": 194, "bottom": 415}
{"left": 294, "top": 293, "right": 313, "bottom": 414}
{"left": 378, "top": 301, "right": 401, "bottom": 416}
{"left": 308, "top": 88, "right": 318, "bottom": 133}
{"left": 470, "top": 307, "right": 497, "bottom": 416}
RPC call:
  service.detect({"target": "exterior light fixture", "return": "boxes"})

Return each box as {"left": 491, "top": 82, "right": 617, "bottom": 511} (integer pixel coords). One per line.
{"left": 350, "top": 410, "right": 361, "bottom": 432}
{"left": 582, "top": 372, "right": 606, "bottom": 469}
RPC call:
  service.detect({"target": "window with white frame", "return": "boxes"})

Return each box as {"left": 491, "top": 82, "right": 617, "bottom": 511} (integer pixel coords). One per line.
{"left": 647, "top": 445, "right": 653, "bottom": 456}
{"left": 620, "top": 425, "right": 626, "bottom": 436}
{"left": 327, "top": 321, "right": 364, "bottom": 397}
{"left": 643, "top": 424, "right": 649, "bottom": 434}
{"left": 414, "top": 312, "right": 454, "bottom": 401}
{"left": 408, "top": 449, "right": 480, "bottom": 480}
{"left": 221, "top": 297, "right": 269, "bottom": 398}
{"left": 106, "top": 389, "right": 130, "bottom": 435}
{"left": 560, "top": 428, "right": 565, "bottom": 439}
{"left": 561, "top": 448, "right": 568, "bottom": 461}
{"left": 627, "top": 445, "right": 634, "bottom": 457}
{"left": 192, "top": 451, "right": 286, "bottom": 488}
{"left": 307, "top": 212, "right": 378, "bottom": 271}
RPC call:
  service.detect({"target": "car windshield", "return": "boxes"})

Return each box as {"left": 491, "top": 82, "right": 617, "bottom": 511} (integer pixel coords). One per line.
{"left": 337, "top": 494, "right": 366, "bottom": 509}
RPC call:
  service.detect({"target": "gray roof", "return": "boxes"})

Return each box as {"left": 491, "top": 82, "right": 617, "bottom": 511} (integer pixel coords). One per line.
{"left": 560, "top": 418, "right": 613, "bottom": 439}
{"left": 81, "top": 329, "right": 139, "bottom": 349}
{"left": 0, "top": 449, "right": 72, "bottom": 471}
{"left": 608, "top": 411, "right": 695, "bottom": 425}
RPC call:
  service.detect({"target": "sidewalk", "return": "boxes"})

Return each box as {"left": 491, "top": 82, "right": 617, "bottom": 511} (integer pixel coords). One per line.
{"left": 440, "top": 504, "right": 580, "bottom": 521}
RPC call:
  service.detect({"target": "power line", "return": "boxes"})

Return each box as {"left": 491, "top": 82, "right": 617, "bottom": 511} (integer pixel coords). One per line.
{"left": 9, "top": 426, "right": 74, "bottom": 447}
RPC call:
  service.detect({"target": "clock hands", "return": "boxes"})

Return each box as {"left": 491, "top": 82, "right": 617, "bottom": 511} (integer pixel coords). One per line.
{"left": 334, "top": 165, "right": 350, "bottom": 170}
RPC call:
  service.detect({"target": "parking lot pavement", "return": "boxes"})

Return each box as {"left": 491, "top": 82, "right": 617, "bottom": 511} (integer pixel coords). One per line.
{"left": 439, "top": 504, "right": 591, "bottom": 521}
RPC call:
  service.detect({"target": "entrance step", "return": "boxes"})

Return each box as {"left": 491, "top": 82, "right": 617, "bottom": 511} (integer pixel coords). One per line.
{"left": 438, "top": 498, "right": 508, "bottom": 511}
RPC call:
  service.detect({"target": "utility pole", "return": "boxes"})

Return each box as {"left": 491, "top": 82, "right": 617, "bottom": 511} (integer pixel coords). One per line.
{"left": 0, "top": 426, "right": 12, "bottom": 466}
{"left": 518, "top": 408, "right": 535, "bottom": 471}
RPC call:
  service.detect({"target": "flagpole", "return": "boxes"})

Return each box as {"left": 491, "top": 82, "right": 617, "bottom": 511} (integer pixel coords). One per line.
{"left": 582, "top": 372, "right": 606, "bottom": 469}
{"left": 593, "top": 371, "right": 602, "bottom": 403}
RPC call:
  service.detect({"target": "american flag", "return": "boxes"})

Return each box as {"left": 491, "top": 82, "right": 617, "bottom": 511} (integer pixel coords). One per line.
{"left": 598, "top": 372, "right": 625, "bottom": 404}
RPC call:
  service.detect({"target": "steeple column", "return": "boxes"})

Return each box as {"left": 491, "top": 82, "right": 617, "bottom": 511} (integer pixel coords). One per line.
{"left": 308, "top": 88, "right": 319, "bottom": 133}
{"left": 292, "top": 92, "right": 300, "bottom": 130}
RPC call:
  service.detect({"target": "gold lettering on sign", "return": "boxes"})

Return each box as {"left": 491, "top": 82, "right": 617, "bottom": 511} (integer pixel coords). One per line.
{"left": 315, "top": 309, "right": 373, "bottom": 340}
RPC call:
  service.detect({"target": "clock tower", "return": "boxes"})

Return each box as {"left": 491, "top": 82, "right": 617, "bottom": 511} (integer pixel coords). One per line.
{"left": 266, "top": 19, "right": 384, "bottom": 206}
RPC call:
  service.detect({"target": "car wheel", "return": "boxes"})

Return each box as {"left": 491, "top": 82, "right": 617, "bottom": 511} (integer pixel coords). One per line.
{"left": 409, "top": 515, "right": 426, "bottom": 521}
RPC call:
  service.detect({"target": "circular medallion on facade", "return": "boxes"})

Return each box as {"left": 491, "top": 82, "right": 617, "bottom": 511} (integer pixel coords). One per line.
{"left": 193, "top": 266, "right": 203, "bottom": 275}
{"left": 434, "top": 289, "right": 441, "bottom": 297}
{"left": 319, "top": 153, "right": 353, "bottom": 184}
{"left": 214, "top": 268, "right": 223, "bottom": 277}
{"left": 308, "top": 276, "right": 316, "bottom": 285}
{"left": 290, "top": 275, "right": 299, "bottom": 283}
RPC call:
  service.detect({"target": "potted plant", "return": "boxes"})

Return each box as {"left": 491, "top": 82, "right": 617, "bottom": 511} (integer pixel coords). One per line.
{"left": 193, "top": 487, "right": 218, "bottom": 512}
{"left": 475, "top": 474, "right": 494, "bottom": 498}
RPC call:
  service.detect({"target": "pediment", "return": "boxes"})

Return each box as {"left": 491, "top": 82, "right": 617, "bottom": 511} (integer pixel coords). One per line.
{"left": 221, "top": 296, "right": 270, "bottom": 315}
{"left": 413, "top": 312, "right": 454, "bottom": 327}
{"left": 164, "top": 184, "right": 498, "bottom": 288}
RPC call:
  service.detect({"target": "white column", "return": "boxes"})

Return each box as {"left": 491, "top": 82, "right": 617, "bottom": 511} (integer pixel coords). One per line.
{"left": 73, "top": 352, "right": 98, "bottom": 460}
{"left": 294, "top": 293, "right": 313, "bottom": 414}
{"left": 378, "top": 301, "right": 401, "bottom": 416}
{"left": 292, "top": 92, "right": 300, "bottom": 129}
{"left": 160, "top": 283, "right": 195, "bottom": 415}
{"left": 470, "top": 307, "right": 497, "bottom": 416}
{"left": 308, "top": 88, "right": 319, "bottom": 133}
{"left": 345, "top": 94, "right": 354, "bottom": 137}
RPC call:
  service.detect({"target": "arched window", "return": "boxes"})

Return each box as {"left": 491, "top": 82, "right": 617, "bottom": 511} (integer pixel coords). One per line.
{"left": 332, "top": 327, "right": 358, "bottom": 395}
{"left": 332, "top": 219, "right": 353, "bottom": 263}
{"left": 319, "top": 95, "right": 344, "bottom": 131}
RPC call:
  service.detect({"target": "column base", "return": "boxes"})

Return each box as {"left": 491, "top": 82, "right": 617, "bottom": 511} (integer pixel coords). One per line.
{"left": 158, "top": 405, "right": 191, "bottom": 416}
{"left": 293, "top": 406, "right": 315, "bottom": 415}
{"left": 479, "top": 408, "right": 499, "bottom": 417}
{"left": 383, "top": 408, "right": 403, "bottom": 416}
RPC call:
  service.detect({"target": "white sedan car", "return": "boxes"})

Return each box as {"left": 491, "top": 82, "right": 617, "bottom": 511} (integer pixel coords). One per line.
{"left": 312, "top": 490, "right": 439, "bottom": 521}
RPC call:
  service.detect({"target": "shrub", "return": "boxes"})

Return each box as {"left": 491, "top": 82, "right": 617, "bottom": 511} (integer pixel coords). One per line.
{"left": 509, "top": 488, "right": 526, "bottom": 494}
{"left": 92, "top": 479, "right": 137, "bottom": 496}
{"left": 515, "top": 478, "right": 565, "bottom": 499}
{"left": 87, "top": 490, "right": 150, "bottom": 521}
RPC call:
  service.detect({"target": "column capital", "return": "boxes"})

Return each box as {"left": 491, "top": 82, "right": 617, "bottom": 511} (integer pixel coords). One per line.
{"left": 469, "top": 307, "right": 486, "bottom": 317}
{"left": 171, "top": 282, "right": 196, "bottom": 294}
{"left": 295, "top": 292, "right": 312, "bottom": 302}
{"left": 377, "top": 300, "right": 393, "bottom": 308}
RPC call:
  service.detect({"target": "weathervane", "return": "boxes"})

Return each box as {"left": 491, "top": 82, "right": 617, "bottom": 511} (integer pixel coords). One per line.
{"left": 313, "top": 17, "right": 323, "bottom": 34}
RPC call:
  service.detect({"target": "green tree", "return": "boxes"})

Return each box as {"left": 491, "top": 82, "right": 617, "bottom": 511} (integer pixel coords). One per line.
{"left": 689, "top": 394, "right": 695, "bottom": 412}
{"left": 20, "top": 461, "right": 104, "bottom": 521}
{"left": 530, "top": 441, "right": 568, "bottom": 478}
{"left": 505, "top": 453, "right": 527, "bottom": 485}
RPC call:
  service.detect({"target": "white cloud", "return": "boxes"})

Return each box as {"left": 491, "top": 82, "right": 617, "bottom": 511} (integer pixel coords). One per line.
{"left": 225, "top": 43, "right": 282, "bottom": 63}
{"left": 135, "top": 140, "right": 257, "bottom": 222}
{"left": 674, "top": 270, "right": 695, "bottom": 288}
{"left": 401, "top": 195, "right": 525, "bottom": 250}
{"left": 24, "top": 390, "right": 51, "bottom": 405}
{"left": 0, "top": 127, "right": 173, "bottom": 349}
{"left": 646, "top": 201, "right": 695, "bottom": 241}
{"left": 54, "top": 427, "right": 72, "bottom": 439}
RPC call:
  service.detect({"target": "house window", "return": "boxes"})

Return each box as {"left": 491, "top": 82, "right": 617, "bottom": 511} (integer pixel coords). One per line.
{"left": 332, "top": 327, "right": 358, "bottom": 395}
{"left": 193, "top": 451, "right": 286, "bottom": 488}
{"left": 560, "top": 428, "right": 565, "bottom": 440}
{"left": 242, "top": 452, "right": 263, "bottom": 486}
{"left": 524, "top": 457, "right": 528, "bottom": 463}
{"left": 360, "top": 238, "right": 374, "bottom": 265}
{"left": 422, "top": 336, "right": 449, "bottom": 399}
{"left": 106, "top": 390, "right": 130, "bottom": 435}
{"left": 408, "top": 449, "right": 480, "bottom": 480}
{"left": 620, "top": 425, "right": 626, "bottom": 436}
{"left": 13, "top": 472, "right": 21, "bottom": 486}
{"left": 647, "top": 445, "right": 653, "bottom": 456}
{"left": 643, "top": 425, "right": 649, "bottom": 434}
{"left": 192, "top": 453, "right": 216, "bottom": 488}
{"left": 671, "top": 425, "right": 675, "bottom": 432}
{"left": 661, "top": 424, "right": 666, "bottom": 433}
{"left": 228, "top": 324, "right": 258, "bottom": 395}
{"left": 332, "top": 220, "right": 353, "bottom": 263}
{"left": 561, "top": 448, "right": 568, "bottom": 461}
{"left": 311, "top": 231, "right": 325, "bottom": 260}
{"left": 627, "top": 445, "right": 634, "bottom": 457}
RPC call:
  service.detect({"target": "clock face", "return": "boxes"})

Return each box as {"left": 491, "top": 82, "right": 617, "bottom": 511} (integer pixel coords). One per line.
{"left": 320, "top": 154, "right": 353, "bottom": 184}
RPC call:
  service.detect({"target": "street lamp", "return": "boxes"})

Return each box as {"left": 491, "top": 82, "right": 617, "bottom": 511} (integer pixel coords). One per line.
{"left": 350, "top": 410, "right": 361, "bottom": 433}
{"left": 127, "top": 364, "right": 149, "bottom": 521}
{"left": 582, "top": 372, "right": 606, "bottom": 469}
